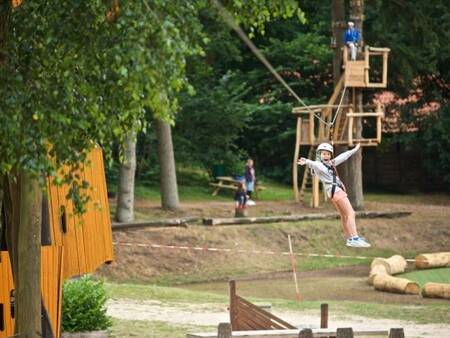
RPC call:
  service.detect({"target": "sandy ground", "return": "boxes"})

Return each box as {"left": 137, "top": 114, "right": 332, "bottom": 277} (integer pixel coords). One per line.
{"left": 106, "top": 298, "right": 450, "bottom": 338}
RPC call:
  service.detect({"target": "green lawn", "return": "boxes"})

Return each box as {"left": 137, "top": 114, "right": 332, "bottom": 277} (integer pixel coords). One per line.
{"left": 399, "top": 267, "right": 450, "bottom": 287}
{"left": 113, "top": 177, "right": 450, "bottom": 205}
{"left": 105, "top": 281, "right": 450, "bottom": 325}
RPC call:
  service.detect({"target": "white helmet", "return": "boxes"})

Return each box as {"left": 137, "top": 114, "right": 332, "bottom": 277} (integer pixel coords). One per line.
{"left": 317, "top": 143, "right": 333, "bottom": 154}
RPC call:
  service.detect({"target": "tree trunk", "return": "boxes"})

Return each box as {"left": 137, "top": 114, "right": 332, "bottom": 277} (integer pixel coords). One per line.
{"left": 331, "top": 0, "right": 350, "bottom": 183}
{"left": 2, "top": 6, "right": 42, "bottom": 336}
{"left": 15, "top": 172, "right": 43, "bottom": 338}
{"left": 115, "top": 132, "right": 136, "bottom": 222}
{"left": 155, "top": 119, "right": 179, "bottom": 210}
{"left": 346, "top": 0, "right": 365, "bottom": 210}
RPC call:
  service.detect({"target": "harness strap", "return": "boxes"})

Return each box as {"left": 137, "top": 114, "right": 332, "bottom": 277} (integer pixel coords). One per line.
{"left": 322, "top": 161, "right": 346, "bottom": 198}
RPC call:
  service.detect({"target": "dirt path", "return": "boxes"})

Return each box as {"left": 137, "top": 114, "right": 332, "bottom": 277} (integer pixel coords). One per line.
{"left": 106, "top": 298, "right": 450, "bottom": 338}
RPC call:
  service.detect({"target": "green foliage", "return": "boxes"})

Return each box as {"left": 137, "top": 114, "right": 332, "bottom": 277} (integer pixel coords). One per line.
{"left": 62, "top": 276, "right": 112, "bottom": 333}
{"left": 417, "top": 106, "right": 450, "bottom": 186}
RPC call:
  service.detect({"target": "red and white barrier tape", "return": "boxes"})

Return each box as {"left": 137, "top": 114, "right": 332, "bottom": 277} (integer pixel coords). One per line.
{"left": 112, "top": 241, "right": 416, "bottom": 262}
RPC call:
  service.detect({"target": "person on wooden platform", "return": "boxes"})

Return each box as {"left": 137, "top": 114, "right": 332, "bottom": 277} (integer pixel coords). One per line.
{"left": 344, "top": 21, "right": 360, "bottom": 61}
{"left": 297, "top": 142, "right": 371, "bottom": 248}
{"left": 234, "top": 182, "right": 248, "bottom": 217}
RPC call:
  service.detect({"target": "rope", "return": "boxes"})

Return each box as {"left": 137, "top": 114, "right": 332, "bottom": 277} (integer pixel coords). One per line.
{"left": 329, "top": 85, "right": 347, "bottom": 143}
{"left": 113, "top": 241, "right": 416, "bottom": 262}
{"left": 211, "top": 0, "right": 331, "bottom": 127}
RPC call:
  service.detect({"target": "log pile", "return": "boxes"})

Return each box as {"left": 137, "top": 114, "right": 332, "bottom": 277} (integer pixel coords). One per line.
{"left": 368, "top": 252, "right": 450, "bottom": 298}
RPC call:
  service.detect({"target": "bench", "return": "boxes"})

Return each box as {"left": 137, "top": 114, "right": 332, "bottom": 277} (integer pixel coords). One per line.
{"left": 210, "top": 176, "right": 266, "bottom": 198}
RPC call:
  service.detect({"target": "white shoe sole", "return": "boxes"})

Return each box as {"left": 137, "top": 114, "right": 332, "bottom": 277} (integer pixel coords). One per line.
{"left": 346, "top": 242, "right": 371, "bottom": 248}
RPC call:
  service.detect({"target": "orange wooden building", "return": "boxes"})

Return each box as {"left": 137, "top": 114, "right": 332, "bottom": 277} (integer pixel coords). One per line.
{"left": 0, "top": 146, "right": 113, "bottom": 338}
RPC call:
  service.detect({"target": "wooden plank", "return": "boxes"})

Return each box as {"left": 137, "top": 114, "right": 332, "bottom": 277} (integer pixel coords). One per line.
{"left": 237, "top": 297, "right": 295, "bottom": 329}
{"left": 237, "top": 301, "right": 282, "bottom": 330}
{"left": 94, "top": 146, "right": 114, "bottom": 263}
{"left": 293, "top": 117, "right": 302, "bottom": 202}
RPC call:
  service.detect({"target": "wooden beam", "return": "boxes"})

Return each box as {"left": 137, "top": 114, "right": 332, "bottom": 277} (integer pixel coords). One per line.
{"left": 309, "top": 112, "right": 315, "bottom": 144}
{"left": 348, "top": 107, "right": 354, "bottom": 146}
{"left": 346, "top": 112, "right": 384, "bottom": 117}
{"left": 229, "top": 281, "right": 238, "bottom": 330}
{"left": 293, "top": 118, "right": 302, "bottom": 202}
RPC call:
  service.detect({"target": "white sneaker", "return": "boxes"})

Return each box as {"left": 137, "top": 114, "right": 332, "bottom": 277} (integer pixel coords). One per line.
{"left": 346, "top": 236, "right": 371, "bottom": 248}
{"left": 247, "top": 200, "right": 256, "bottom": 206}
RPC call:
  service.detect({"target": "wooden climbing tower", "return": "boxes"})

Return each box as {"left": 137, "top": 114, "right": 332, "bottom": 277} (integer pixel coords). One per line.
{"left": 292, "top": 46, "right": 390, "bottom": 207}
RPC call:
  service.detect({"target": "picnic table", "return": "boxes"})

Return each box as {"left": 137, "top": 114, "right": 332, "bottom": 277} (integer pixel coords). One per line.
{"left": 209, "top": 176, "right": 265, "bottom": 198}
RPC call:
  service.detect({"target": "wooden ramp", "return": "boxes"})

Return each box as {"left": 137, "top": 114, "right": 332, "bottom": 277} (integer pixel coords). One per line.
{"left": 229, "top": 281, "right": 296, "bottom": 331}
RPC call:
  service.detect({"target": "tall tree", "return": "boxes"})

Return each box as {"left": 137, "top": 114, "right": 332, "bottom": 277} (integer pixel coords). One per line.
{"left": 115, "top": 132, "right": 137, "bottom": 222}
{"left": 345, "top": 0, "right": 365, "bottom": 210}
{"left": 331, "top": 0, "right": 350, "bottom": 186}
{"left": 156, "top": 120, "right": 180, "bottom": 210}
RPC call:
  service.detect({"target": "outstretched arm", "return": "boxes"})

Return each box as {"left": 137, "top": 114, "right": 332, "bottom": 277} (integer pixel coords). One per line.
{"left": 333, "top": 143, "right": 360, "bottom": 166}
{"left": 298, "top": 157, "right": 322, "bottom": 171}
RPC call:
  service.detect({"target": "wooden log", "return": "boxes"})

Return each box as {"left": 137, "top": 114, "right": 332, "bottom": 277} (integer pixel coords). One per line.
{"left": 421, "top": 282, "right": 450, "bottom": 299}
{"left": 336, "top": 328, "right": 354, "bottom": 338}
{"left": 203, "top": 211, "right": 411, "bottom": 226}
{"left": 388, "top": 328, "right": 405, "bottom": 338}
{"left": 415, "top": 252, "right": 450, "bottom": 269}
{"left": 111, "top": 217, "right": 201, "bottom": 231}
{"left": 298, "top": 328, "right": 313, "bottom": 338}
{"left": 370, "top": 255, "right": 407, "bottom": 275}
{"left": 373, "top": 275, "right": 420, "bottom": 295}
{"left": 367, "top": 264, "right": 388, "bottom": 285}
{"left": 217, "top": 323, "right": 232, "bottom": 338}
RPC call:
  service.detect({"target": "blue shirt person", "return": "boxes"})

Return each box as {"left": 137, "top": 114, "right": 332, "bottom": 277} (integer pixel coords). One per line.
{"left": 343, "top": 22, "right": 360, "bottom": 60}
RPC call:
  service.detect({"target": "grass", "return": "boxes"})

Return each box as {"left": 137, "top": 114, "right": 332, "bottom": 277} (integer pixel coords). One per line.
{"left": 105, "top": 281, "right": 450, "bottom": 325}
{"left": 120, "top": 177, "right": 450, "bottom": 206}
{"left": 399, "top": 267, "right": 450, "bottom": 287}
{"left": 105, "top": 282, "right": 227, "bottom": 303}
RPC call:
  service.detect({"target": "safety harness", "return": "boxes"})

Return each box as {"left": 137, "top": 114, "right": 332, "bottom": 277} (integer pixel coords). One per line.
{"left": 321, "top": 160, "right": 346, "bottom": 199}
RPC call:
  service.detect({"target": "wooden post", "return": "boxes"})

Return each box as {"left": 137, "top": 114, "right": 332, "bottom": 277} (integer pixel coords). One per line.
{"left": 288, "top": 235, "right": 301, "bottom": 301}
{"left": 229, "top": 281, "right": 238, "bottom": 330}
{"left": 376, "top": 103, "right": 382, "bottom": 143}
{"left": 312, "top": 176, "right": 320, "bottom": 208}
{"left": 382, "top": 51, "right": 388, "bottom": 87}
{"left": 320, "top": 303, "right": 328, "bottom": 328}
{"left": 218, "top": 322, "right": 232, "bottom": 338}
{"left": 309, "top": 112, "right": 315, "bottom": 145}
{"left": 364, "top": 46, "right": 370, "bottom": 86}
{"left": 293, "top": 117, "right": 302, "bottom": 202}
{"left": 388, "top": 328, "right": 405, "bottom": 338}
{"left": 348, "top": 108, "right": 354, "bottom": 146}
{"left": 337, "top": 327, "right": 354, "bottom": 338}
{"left": 299, "top": 328, "right": 313, "bottom": 338}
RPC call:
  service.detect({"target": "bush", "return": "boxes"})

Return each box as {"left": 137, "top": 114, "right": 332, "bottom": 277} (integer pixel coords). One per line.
{"left": 62, "top": 276, "right": 112, "bottom": 333}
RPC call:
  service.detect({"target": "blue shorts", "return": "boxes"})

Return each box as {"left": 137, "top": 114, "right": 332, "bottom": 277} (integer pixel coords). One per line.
{"left": 246, "top": 181, "right": 254, "bottom": 192}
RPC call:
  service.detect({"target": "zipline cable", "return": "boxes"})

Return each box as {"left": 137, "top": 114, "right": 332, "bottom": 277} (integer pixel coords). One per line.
{"left": 211, "top": 0, "right": 331, "bottom": 127}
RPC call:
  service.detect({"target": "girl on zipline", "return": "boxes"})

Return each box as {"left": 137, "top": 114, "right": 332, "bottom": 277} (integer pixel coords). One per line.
{"left": 297, "top": 143, "right": 371, "bottom": 248}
